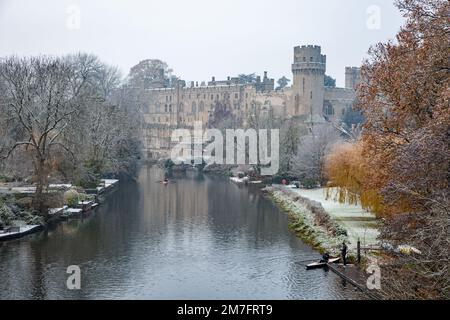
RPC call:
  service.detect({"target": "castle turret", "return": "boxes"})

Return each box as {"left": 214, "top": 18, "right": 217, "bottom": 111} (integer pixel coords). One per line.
{"left": 291, "top": 45, "right": 326, "bottom": 117}
{"left": 345, "top": 67, "right": 361, "bottom": 89}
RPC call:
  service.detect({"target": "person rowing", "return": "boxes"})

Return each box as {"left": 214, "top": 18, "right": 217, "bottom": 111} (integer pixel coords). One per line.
{"left": 320, "top": 252, "right": 330, "bottom": 263}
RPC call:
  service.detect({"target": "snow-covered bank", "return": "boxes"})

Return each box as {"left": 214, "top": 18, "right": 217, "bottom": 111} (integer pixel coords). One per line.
{"left": 268, "top": 185, "right": 379, "bottom": 251}
{"left": 286, "top": 186, "right": 379, "bottom": 249}
{"left": 264, "top": 186, "right": 347, "bottom": 255}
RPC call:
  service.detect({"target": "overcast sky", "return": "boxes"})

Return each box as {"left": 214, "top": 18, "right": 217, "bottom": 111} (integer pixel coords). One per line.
{"left": 0, "top": 0, "right": 404, "bottom": 87}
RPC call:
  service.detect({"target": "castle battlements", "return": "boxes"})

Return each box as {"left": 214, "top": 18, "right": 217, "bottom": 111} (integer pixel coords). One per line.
{"left": 142, "top": 44, "right": 360, "bottom": 159}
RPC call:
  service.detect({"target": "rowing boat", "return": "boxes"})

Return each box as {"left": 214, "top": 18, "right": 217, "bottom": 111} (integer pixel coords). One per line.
{"left": 306, "top": 257, "right": 340, "bottom": 270}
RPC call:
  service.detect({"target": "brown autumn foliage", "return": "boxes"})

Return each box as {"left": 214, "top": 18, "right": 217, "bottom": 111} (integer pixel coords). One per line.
{"left": 324, "top": 142, "right": 383, "bottom": 215}
{"left": 357, "top": 0, "right": 449, "bottom": 217}
{"left": 325, "top": 0, "right": 449, "bottom": 299}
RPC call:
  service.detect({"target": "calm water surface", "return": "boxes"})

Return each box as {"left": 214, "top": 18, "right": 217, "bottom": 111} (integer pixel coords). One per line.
{"left": 0, "top": 166, "right": 365, "bottom": 299}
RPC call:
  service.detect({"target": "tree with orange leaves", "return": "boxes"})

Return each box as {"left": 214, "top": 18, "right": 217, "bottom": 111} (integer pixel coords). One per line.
{"left": 325, "top": 0, "right": 449, "bottom": 299}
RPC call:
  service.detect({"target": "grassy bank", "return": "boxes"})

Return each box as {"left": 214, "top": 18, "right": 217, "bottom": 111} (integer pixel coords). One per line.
{"left": 264, "top": 186, "right": 348, "bottom": 257}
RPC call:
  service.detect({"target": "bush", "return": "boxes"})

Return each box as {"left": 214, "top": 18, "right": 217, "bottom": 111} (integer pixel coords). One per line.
{"left": 0, "top": 203, "right": 15, "bottom": 227}
{"left": 64, "top": 189, "right": 86, "bottom": 207}
{"left": 302, "top": 178, "right": 317, "bottom": 189}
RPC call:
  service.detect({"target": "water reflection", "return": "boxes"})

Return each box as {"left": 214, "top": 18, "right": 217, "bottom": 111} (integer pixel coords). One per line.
{"left": 0, "top": 166, "right": 365, "bottom": 300}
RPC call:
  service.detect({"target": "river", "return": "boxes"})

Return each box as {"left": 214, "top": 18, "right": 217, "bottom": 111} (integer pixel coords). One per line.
{"left": 0, "top": 166, "right": 365, "bottom": 299}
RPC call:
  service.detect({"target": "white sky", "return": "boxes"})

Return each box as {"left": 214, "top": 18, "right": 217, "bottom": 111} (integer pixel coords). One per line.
{"left": 0, "top": 0, "right": 404, "bottom": 87}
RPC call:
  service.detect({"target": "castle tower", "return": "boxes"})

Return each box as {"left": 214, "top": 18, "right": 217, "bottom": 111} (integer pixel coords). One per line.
{"left": 345, "top": 67, "right": 361, "bottom": 89}
{"left": 291, "top": 45, "right": 326, "bottom": 117}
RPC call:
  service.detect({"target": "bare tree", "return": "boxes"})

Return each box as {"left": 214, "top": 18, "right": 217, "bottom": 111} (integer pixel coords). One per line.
{"left": 290, "top": 124, "right": 340, "bottom": 187}
{"left": 0, "top": 56, "right": 89, "bottom": 213}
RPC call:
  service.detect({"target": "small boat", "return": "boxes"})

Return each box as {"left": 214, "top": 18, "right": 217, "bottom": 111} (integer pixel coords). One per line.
{"left": 306, "top": 257, "right": 340, "bottom": 270}
{"left": 0, "top": 225, "right": 43, "bottom": 242}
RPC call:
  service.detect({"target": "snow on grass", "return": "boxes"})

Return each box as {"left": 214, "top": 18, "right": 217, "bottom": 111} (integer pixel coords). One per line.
{"left": 284, "top": 186, "right": 380, "bottom": 249}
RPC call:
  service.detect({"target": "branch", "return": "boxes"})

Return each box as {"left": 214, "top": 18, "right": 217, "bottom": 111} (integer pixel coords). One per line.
{"left": 0, "top": 141, "right": 35, "bottom": 160}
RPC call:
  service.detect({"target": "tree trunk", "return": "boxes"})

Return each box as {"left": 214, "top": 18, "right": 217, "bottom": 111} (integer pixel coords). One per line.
{"left": 33, "top": 158, "right": 48, "bottom": 218}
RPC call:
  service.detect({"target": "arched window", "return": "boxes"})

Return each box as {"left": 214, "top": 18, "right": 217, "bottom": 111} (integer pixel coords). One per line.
{"left": 323, "top": 101, "right": 334, "bottom": 116}
{"left": 199, "top": 101, "right": 205, "bottom": 112}
{"left": 179, "top": 103, "right": 184, "bottom": 113}
{"left": 192, "top": 101, "right": 197, "bottom": 113}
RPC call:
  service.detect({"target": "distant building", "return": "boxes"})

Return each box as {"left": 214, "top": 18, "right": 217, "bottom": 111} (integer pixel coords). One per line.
{"left": 142, "top": 45, "right": 360, "bottom": 159}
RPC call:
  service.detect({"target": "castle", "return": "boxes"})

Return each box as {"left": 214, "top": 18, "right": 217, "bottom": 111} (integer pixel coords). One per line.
{"left": 142, "top": 45, "right": 360, "bottom": 159}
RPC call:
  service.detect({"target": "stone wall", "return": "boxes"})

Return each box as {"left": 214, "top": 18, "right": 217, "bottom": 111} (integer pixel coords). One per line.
{"left": 142, "top": 45, "right": 359, "bottom": 159}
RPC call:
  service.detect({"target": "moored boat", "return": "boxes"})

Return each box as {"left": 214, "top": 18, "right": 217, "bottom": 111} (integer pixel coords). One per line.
{"left": 306, "top": 257, "right": 340, "bottom": 270}
{"left": 0, "top": 225, "right": 43, "bottom": 242}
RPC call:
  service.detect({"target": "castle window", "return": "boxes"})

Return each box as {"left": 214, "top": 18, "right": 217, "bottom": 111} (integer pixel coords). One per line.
{"left": 310, "top": 91, "right": 313, "bottom": 99}
{"left": 216, "top": 94, "right": 219, "bottom": 100}
{"left": 235, "top": 93, "right": 239, "bottom": 99}
{"left": 246, "top": 93, "right": 248, "bottom": 98}
{"left": 310, "top": 57, "right": 313, "bottom": 62}
{"left": 170, "top": 96, "right": 172, "bottom": 102}
{"left": 165, "top": 104, "right": 168, "bottom": 112}
{"left": 199, "top": 101, "right": 204, "bottom": 112}
{"left": 166, "top": 96, "right": 168, "bottom": 102}
{"left": 192, "top": 101, "right": 197, "bottom": 113}
{"left": 169, "top": 104, "right": 172, "bottom": 112}
{"left": 211, "top": 95, "right": 214, "bottom": 100}
{"left": 303, "top": 57, "right": 306, "bottom": 62}
{"left": 323, "top": 102, "right": 334, "bottom": 116}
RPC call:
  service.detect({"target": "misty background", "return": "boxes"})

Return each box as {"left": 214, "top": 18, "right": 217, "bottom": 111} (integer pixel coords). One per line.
{"left": 0, "top": 0, "right": 404, "bottom": 87}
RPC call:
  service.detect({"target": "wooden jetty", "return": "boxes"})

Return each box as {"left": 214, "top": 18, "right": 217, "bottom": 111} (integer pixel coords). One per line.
{"left": 327, "top": 263, "right": 382, "bottom": 300}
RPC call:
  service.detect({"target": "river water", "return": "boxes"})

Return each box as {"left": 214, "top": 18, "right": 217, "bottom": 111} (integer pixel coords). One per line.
{"left": 0, "top": 166, "right": 365, "bottom": 299}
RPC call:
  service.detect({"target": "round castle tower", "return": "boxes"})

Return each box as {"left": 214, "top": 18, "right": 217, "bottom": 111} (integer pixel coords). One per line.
{"left": 291, "top": 45, "right": 326, "bottom": 118}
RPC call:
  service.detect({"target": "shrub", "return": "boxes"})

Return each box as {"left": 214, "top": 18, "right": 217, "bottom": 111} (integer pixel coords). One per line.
{"left": 64, "top": 189, "right": 80, "bottom": 207}
{"left": 0, "top": 203, "right": 15, "bottom": 227}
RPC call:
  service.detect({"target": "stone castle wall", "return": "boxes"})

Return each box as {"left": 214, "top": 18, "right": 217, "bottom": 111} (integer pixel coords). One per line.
{"left": 142, "top": 45, "right": 360, "bottom": 159}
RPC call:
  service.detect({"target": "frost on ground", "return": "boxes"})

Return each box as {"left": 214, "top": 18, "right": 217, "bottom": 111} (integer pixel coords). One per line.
{"left": 265, "top": 186, "right": 347, "bottom": 256}
{"left": 283, "top": 186, "right": 380, "bottom": 250}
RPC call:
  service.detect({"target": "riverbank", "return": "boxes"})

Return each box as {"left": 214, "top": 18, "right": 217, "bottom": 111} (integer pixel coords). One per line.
{"left": 263, "top": 185, "right": 380, "bottom": 254}
{"left": 263, "top": 184, "right": 384, "bottom": 299}
{"left": 0, "top": 179, "right": 119, "bottom": 242}
{"left": 263, "top": 185, "right": 348, "bottom": 256}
